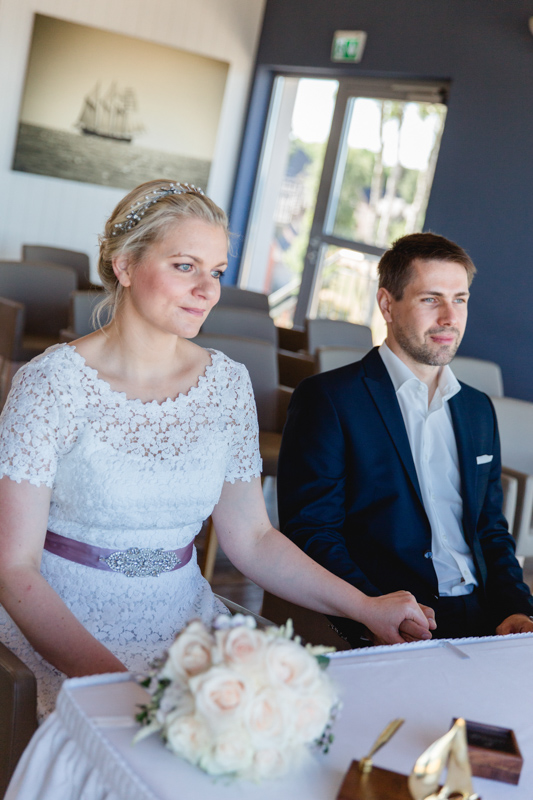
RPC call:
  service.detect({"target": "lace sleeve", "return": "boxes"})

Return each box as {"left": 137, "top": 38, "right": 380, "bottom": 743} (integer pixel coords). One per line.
{"left": 224, "top": 362, "right": 262, "bottom": 484}
{"left": 0, "top": 356, "right": 71, "bottom": 487}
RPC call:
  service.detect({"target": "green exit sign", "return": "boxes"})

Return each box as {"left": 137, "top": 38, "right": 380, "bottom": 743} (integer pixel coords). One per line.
{"left": 331, "top": 30, "right": 367, "bottom": 63}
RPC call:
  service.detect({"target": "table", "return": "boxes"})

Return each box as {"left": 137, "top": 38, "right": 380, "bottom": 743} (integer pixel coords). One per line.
{"left": 7, "top": 633, "right": 533, "bottom": 799}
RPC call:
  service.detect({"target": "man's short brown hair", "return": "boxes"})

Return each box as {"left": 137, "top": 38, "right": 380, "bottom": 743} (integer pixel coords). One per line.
{"left": 378, "top": 232, "right": 476, "bottom": 300}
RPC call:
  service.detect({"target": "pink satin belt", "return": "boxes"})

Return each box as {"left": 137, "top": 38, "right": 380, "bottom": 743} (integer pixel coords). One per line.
{"left": 44, "top": 529, "right": 194, "bottom": 577}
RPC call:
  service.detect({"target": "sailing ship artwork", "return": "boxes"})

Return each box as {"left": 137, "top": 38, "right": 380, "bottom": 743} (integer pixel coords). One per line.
{"left": 13, "top": 77, "right": 210, "bottom": 190}
{"left": 12, "top": 14, "right": 229, "bottom": 191}
{"left": 76, "top": 83, "right": 144, "bottom": 144}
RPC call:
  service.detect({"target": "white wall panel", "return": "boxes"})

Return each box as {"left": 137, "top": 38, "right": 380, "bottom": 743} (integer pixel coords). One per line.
{"left": 0, "top": 0, "right": 265, "bottom": 278}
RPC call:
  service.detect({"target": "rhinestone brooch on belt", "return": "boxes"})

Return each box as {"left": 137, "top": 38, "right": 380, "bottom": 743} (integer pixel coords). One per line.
{"left": 99, "top": 547, "right": 180, "bottom": 577}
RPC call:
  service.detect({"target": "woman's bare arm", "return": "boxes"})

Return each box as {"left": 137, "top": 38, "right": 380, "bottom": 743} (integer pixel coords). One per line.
{"left": 212, "top": 477, "right": 432, "bottom": 645}
{"left": 0, "top": 476, "right": 126, "bottom": 676}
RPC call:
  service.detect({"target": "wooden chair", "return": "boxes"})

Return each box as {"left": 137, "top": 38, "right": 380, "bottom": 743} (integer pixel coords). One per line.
{"left": 450, "top": 356, "right": 504, "bottom": 396}
{"left": 305, "top": 318, "right": 373, "bottom": 355}
{"left": 0, "top": 262, "right": 77, "bottom": 357}
{"left": 193, "top": 333, "right": 292, "bottom": 581}
{"left": 277, "top": 348, "right": 316, "bottom": 389}
{"left": 0, "top": 643, "right": 37, "bottom": 797}
{"left": 491, "top": 396, "right": 533, "bottom": 556}
{"left": 22, "top": 245, "right": 93, "bottom": 291}
{"left": 0, "top": 297, "right": 25, "bottom": 410}
{"left": 316, "top": 345, "right": 373, "bottom": 374}
{"left": 59, "top": 289, "right": 107, "bottom": 342}
{"left": 276, "top": 326, "right": 307, "bottom": 353}
{"left": 219, "top": 285, "right": 270, "bottom": 313}
{"left": 201, "top": 306, "right": 278, "bottom": 346}
{"left": 501, "top": 470, "right": 518, "bottom": 535}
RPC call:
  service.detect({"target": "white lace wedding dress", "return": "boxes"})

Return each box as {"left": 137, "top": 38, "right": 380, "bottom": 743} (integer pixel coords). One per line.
{"left": 0, "top": 344, "right": 262, "bottom": 718}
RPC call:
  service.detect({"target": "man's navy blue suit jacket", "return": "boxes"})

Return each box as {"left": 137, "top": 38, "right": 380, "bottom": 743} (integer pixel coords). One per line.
{"left": 277, "top": 347, "right": 533, "bottom": 629}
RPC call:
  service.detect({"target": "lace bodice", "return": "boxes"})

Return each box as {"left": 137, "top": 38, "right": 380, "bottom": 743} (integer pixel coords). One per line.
{"left": 0, "top": 344, "right": 262, "bottom": 717}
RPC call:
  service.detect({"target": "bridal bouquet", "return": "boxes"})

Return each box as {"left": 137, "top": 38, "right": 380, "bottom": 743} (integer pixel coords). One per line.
{"left": 134, "top": 615, "right": 339, "bottom": 781}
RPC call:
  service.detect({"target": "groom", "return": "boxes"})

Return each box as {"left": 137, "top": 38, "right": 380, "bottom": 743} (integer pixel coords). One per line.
{"left": 278, "top": 232, "right": 533, "bottom": 644}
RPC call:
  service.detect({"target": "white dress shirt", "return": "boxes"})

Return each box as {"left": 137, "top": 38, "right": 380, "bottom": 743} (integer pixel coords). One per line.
{"left": 379, "top": 342, "right": 478, "bottom": 596}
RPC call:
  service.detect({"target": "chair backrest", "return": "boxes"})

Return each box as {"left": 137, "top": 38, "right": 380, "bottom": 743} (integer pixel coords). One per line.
{"left": 0, "top": 262, "right": 77, "bottom": 338}
{"left": 70, "top": 290, "right": 107, "bottom": 336}
{"left": 450, "top": 356, "right": 504, "bottom": 397}
{"left": 22, "top": 245, "right": 92, "bottom": 290}
{"left": 193, "top": 333, "right": 279, "bottom": 431}
{"left": 491, "top": 396, "right": 533, "bottom": 475}
{"left": 316, "top": 345, "right": 372, "bottom": 374}
{"left": 219, "top": 285, "right": 270, "bottom": 313}
{"left": 202, "top": 306, "right": 277, "bottom": 346}
{"left": 305, "top": 318, "right": 373, "bottom": 355}
{"left": 501, "top": 466, "right": 533, "bottom": 558}
{"left": 501, "top": 471, "right": 518, "bottom": 535}
{"left": 0, "top": 297, "right": 25, "bottom": 361}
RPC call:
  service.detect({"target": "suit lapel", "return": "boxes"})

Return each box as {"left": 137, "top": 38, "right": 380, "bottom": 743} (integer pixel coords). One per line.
{"left": 449, "top": 389, "right": 477, "bottom": 544}
{"left": 362, "top": 349, "right": 424, "bottom": 507}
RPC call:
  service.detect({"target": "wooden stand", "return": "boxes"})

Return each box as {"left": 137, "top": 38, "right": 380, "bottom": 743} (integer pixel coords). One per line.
{"left": 336, "top": 760, "right": 412, "bottom": 800}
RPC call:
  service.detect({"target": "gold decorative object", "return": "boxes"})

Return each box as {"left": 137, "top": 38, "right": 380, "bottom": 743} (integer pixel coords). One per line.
{"left": 408, "top": 718, "right": 480, "bottom": 800}
{"left": 359, "top": 718, "right": 405, "bottom": 773}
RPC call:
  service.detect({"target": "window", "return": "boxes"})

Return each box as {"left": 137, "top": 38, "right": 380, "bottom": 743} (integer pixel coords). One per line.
{"left": 240, "top": 77, "right": 447, "bottom": 340}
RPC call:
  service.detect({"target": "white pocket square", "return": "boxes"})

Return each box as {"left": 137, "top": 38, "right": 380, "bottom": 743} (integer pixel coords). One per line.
{"left": 476, "top": 454, "right": 493, "bottom": 465}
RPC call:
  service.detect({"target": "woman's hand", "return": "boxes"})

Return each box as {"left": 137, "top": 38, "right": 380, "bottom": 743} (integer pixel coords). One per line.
{"left": 0, "top": 476, "right": 127, "bottom": 678}
{"left": 213, "top": 479, "right": 436, "bottom": 647}
{"left": 358, "top": 591, "right": 433, "bottom": 646}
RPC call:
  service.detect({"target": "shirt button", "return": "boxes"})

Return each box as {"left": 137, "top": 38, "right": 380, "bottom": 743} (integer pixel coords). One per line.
{"left": 424, "top": 550, "right": 433, "bottom": 559}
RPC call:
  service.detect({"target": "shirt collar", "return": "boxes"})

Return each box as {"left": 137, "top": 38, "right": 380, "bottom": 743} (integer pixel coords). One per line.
{"left": 379, "top": 341, "right": 461, "bottom": 402}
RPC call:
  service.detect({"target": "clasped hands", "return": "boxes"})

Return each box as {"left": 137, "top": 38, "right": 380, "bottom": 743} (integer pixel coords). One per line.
{"left": 362, "top": 591, "right": 436, "bottom": 646}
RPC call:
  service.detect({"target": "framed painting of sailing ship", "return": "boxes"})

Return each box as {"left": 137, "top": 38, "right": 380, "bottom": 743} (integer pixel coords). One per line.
{"left": 12, "top": 14, "right": 229, "bottom": 191}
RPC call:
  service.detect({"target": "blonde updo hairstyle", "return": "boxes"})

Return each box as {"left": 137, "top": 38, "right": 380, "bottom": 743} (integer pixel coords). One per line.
{"left": 96, "top": 179, "right": 228, "bottom": 326}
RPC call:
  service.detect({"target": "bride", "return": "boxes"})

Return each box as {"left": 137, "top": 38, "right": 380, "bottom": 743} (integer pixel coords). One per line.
{"left": 0, "top": 180, "right": 433, "bottom": 718}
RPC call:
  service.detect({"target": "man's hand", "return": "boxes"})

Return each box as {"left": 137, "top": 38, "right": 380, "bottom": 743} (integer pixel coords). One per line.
{"left": 495, "top": 614, "right": 533, "bottom": 635}
{"left": 399, "top": 604, "right": 437, "bottom": 642}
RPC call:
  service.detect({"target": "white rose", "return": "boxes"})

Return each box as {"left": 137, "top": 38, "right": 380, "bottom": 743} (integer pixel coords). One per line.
{"left": 161, "top": 620, "right": 214, "bottom": 682}
{"left": 190, "top": 666, "right": 249, "bottom": 732}
{"left": 216, "top": 625, "right": 266, "bottom": 672}
{"left": 199, "top": 726, "right": 254, "bottom": 776}
{"left": 165, "top": 713, "right": 211, "bottom": 765}
{"left": 244, "top": 686, "right": 288, "bottom": 747}
{"left": 249, "top": 745, "right": 295, "bottom": 780}
{"left": 266, "top": 638, "right": 321, "bottom": 693}
{"left": 291, "top": 683, "right": 334, "bottom": 744}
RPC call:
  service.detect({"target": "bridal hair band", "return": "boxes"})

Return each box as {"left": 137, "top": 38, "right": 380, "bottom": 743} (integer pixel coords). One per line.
{"left": 112, "top": 182, "right": 205, "bottom": 236}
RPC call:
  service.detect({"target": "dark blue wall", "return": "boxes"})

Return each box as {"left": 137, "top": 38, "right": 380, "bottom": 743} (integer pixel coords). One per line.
{"left": 231, "top": 0, "right": 533, "bottom": 401}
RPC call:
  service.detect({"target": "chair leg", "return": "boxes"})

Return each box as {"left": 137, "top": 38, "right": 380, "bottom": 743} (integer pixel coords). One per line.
{"left": 201, "top": 518, "right": 219, "bottom": 584}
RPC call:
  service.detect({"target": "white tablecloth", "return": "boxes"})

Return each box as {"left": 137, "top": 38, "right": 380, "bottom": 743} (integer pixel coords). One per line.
{"left": 7, "top": 633, "right": 533, "bottom": 799}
